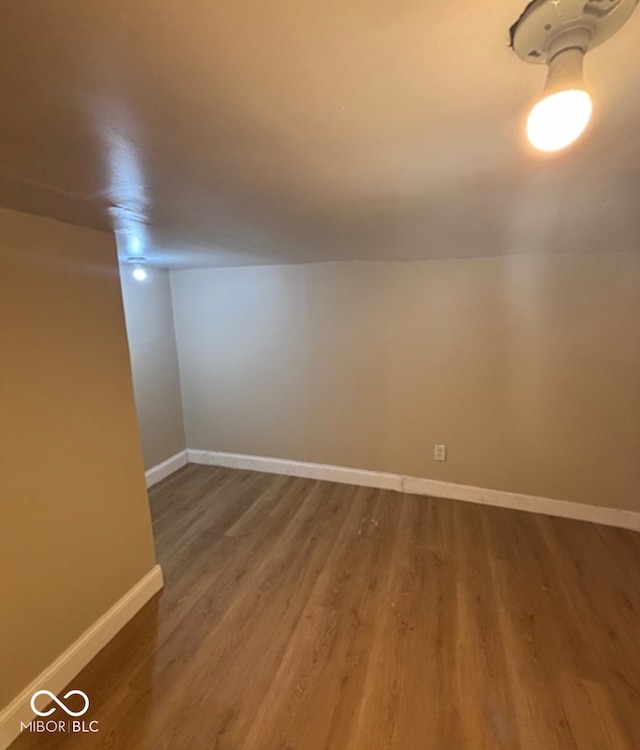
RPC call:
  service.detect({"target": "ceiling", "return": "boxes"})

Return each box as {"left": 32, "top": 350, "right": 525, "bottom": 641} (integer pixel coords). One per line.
{"left": 1, "top": 0, "right": 639, "bottom": 268}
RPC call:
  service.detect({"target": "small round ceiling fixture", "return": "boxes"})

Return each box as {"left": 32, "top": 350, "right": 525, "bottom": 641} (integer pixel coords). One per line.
{"left": 512, "top": 0, "right": 638, "bottom": 152}
{"left": 127, "top": 257, "right": 148, "bottom": 281}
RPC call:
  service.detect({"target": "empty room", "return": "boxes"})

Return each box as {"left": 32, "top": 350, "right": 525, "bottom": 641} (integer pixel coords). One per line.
{"left": 1, "top": 1, "right": 640, "bottom": 748}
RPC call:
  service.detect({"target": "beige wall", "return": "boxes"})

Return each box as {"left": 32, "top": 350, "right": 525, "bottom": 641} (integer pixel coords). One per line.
{"left": 120, "top": 266, "right": 185, "bottom": 469}
{"left": 171, "top": 254, "right": 640, "bottom": 512}
{"left": 0, "top": 208, "right": 157, "bottom": 709}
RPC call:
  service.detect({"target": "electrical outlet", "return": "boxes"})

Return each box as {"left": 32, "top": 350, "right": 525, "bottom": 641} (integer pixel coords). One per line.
{"left": 434, "top": 444, "right": 447, "bottom": 462}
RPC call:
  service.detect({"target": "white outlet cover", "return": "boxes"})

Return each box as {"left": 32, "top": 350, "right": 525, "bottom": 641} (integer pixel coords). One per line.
{"left": 434, "top": 444, "right": 447, "bottom": 462}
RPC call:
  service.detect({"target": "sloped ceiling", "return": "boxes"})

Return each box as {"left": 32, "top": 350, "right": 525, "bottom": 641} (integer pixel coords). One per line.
{"left": 0, "top": 0, "right": 639, "bottom": 267}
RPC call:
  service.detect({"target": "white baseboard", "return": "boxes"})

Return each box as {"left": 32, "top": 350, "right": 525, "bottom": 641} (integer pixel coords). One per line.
{"left": 145, "top": 450, "right": 188, "bottom": 488}
{"left": 186, "top": 449, "right": 401, "bottom": 490}
{"left": 401, "top": 476, "right": 640, "bottom": 532}
{"left": 188, "top": 449, "right": 640, "bottom": 533}
{"left": 0, "top": 565, "right": 164, "bottom": 750}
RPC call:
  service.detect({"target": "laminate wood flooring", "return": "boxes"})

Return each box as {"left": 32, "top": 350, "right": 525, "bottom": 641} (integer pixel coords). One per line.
{"left": 10, "top": 465, "right": 640, "bottom": 749}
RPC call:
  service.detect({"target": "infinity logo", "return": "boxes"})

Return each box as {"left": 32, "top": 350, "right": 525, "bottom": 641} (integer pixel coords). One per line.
{"left": 30, "top": 690, "right": 90, "bottom": 717}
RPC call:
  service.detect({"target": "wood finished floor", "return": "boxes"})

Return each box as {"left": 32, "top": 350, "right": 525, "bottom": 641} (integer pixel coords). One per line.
{"left": 11, "top": 464, "right": 640, "bottom": 749}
